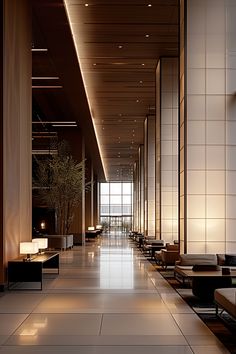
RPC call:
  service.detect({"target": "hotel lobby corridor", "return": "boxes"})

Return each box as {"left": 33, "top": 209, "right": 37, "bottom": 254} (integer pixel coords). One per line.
{"left": 0, "top": 234, "right": 229, "bottom": 354}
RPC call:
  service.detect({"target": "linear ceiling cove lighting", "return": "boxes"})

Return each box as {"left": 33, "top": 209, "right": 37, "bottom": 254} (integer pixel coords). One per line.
{"left": 63, "top": 0, "right": 107, "bottom": 181}
{"left": 32, "top": 121, "right": 76, "bottom": 124}
{"left": 52, "top": 124, "right": 77, "bottom": 127}
{"left": 31, "top": 48, "right": 48, "bottom": 52}
{"left": 32, "top": 86, "right": 63, "bottom": 89}
{"left": 32, "top": 77, "right": 60, "bottom": 80}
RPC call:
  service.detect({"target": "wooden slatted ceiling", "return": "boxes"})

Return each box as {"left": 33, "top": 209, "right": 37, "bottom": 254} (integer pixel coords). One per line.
{"left": 32, "top": 0, "right": 178, "bottom": 181}
{"left": 64, "top": 0, "right": 178, "bottom": 180}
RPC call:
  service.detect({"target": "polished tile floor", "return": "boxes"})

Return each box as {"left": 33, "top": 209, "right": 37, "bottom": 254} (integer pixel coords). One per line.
{"left": 0, "top": 234, "right": 230, "bottom": 353}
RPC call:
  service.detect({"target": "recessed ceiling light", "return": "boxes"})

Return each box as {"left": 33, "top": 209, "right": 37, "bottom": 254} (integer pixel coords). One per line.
{"left": 118, "top": 45, "right": 123, "bottom": 49}
{"left": 148, "top": 4, "right": 152, "bottom": 7}
{"left": 134, "top": 119, "right": 137, "bottom": 122}
{"left": 141, "top": 63, "right": 145, "bottom": 66}
{"left": 139, "top": 80, "right": 143, "bottom": 84}
{"left": 93, "top": 63, "right": 97, "bottom": 66}
{"left": 145, "top": 34, "right": 150, "bottom": 38}
{"left": 85, "top": 3, "right": 89, "bottom": 6}
{"left": 136, "top": 99, "right": 139, "bottom": 103}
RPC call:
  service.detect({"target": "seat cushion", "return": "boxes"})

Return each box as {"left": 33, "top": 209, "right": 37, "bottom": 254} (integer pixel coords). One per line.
{"left": 225, "top": 254, "right": 236, "bottom": 266}
{"left": 215, "top": 288, "right": 236, "bottom": 318}
{"left": 178, "top": 254, "right": 217, "bottom": 266}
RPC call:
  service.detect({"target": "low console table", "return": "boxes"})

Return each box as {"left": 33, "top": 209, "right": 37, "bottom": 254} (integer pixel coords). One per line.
{"left": 8, "top": 252, "right": 59, "bottom": 290}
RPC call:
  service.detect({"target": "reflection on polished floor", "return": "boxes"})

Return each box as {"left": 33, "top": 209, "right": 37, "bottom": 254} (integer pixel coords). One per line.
{"left": 0, "top": 234, "right": 229, "bottom": 353}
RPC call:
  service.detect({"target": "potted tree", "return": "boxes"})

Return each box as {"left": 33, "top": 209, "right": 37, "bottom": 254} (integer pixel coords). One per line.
{"left": 33, "top": 140, "right": 89, "bottom": 235}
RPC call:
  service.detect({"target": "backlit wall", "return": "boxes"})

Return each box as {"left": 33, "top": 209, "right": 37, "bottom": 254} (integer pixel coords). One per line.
{"left": 157, "top": 58, "right": 179, "bottom": 244}
{"left": 180, "top": 0, "right": 236, "bottom": 253}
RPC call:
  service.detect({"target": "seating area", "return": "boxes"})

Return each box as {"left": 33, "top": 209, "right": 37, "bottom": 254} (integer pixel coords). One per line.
{"left": 129, "top": 234, "right": 236, "bottom": 309}
{"left": 33, "top": 234, "right": 74, "bottom": 251}
{"left": 129, "top": 232, "right": 179, "bottom": 267}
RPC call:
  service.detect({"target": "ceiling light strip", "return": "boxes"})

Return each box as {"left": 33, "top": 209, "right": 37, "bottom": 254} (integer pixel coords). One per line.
{"left": 52, "top": 124, "right": 77, "bottom": 127}
{"left": 32, "top": 86, "right": 63, "bottom": 89}
{"left": 32, "top": 77, "right": 60, "bottom": 80}
{"left": 31, "top": 48, "right": 48, "bottom": 52}
{"left": 63, "top": 0, "right": 107, "bottom": 181}
{"left": 32, "top": 121, "right": 76, "bottom": 124}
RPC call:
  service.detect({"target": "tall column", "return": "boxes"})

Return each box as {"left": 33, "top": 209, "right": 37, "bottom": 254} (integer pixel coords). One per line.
{"left": 133, "top": 161, "right": 139, "bottom": 231}
{"left": 93, "top": 175, "right": 98, "bottom": 227}
{"left": 138, "top": 145, "right": 144, "bottom": 233}
{"left": 155, "top": 62, "right": 161, "bottom": 238}
{"left": 0, "top": 1, "right": 3, "bottom": 287}
{"left": 85, "top": 158, "right": 92, "bottom": 229}
{"left": 180, "top": 0, "right": 236, "bottom": 253}
{"left": 144, "top": 116, "right": 155, "bottom": 237}
{"left": 90, "top": 162, "right": 94, "bottom": 226}
{"left": 156, "top": 58, "right": 179, "bottom": 243}
{"left": 82, "top": 138, "right": 86, "bottom": 245}
{"left": 1, "top": 0, "right": 32, "bottom": 285}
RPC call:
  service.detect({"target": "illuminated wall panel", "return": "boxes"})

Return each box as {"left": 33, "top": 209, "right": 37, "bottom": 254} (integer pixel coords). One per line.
{"left": 155, "top": 62, "right": 161, "bottom": 238}
{"left": 181, "top": 0, "right": 236, "bottom": 253}
{"left": 138, "top": 145, "right": 144, "bottom": 233}
{"left": 144, "top": 116, "right": 155, "bottom": 236}
{"left": 157, "top": 58, "right": 179, "bottom": 244}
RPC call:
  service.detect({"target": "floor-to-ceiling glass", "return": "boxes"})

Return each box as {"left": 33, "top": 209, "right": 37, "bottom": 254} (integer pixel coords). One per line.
{"left": 99, "top": 182, "right": 133, "bottom": 233}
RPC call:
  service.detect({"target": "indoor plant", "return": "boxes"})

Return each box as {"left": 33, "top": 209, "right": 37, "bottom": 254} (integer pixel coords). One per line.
{"left": 33, "top": 140, "right": 89, "bottom": 235}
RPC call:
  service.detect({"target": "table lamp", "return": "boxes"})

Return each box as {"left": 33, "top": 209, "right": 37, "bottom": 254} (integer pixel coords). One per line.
{"left": 32, "top": 238, "right": 48, "bottom": 254}
{"left": 20, "top": 242, "right": 39, "bottom": 261}
{"left": 88, "top": 226, "right": 95, "bottom": 231}
{"left": 96, "top": 225, "right": 102, "bottom": 229}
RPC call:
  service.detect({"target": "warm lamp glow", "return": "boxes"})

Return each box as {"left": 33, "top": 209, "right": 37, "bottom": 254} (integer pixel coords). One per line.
{"left": 40, "top": 221, "right": 46, "bottom": 229}
{"left": 32, "top": 238, "right": 48, "bottom": 250}
{"left": 96, "top": 225, "right": 102, "bottom": 229}
{"left": 88, "top": 226, "right": 95, "bottom": 231}
{"left": 20, "top": 242, "right": 39, "bottom": 261}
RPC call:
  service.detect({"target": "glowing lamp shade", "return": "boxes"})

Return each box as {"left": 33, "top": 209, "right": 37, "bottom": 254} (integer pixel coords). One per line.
{"left": 40, "top": 221, "right": 46, "bottom": 229}
{"left": 32, "top": 238, "right": 48, "bottom": 250}
{"left": 96, "top": 225, "right": 102, "bottom": 229}
{"left": 20, "top": 242, "right": 39, "bottom": 261}
{"left": 88, "top": 226, "right": 95, "bottom": 231}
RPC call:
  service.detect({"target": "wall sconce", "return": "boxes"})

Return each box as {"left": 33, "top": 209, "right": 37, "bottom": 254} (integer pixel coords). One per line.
{"left": 32, "top": 238, "right": 48, "bottom": 254}
{"left": 88, "top": 226, "right": 95, "bottom": 231}
{"left": 20, "top": 242, "right": 39, "bottom": 261}
{"left": 40, "top": 221, "right": 46, "bottom": 230}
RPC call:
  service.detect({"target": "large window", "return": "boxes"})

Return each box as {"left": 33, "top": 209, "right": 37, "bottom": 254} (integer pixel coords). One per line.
{"left": 99, "top": 182, "right": 133, "bottom": 233}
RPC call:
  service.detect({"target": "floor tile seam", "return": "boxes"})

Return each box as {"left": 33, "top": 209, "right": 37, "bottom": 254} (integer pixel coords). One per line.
{"left": 3, "top": 312, "right": 33, "bottom": 344}
{"left": 169, "top": 312, "right": 223, "bottom": 352}
{"left": 98, "top": 314, "right": 104, "bottom": 335}
{"left": 141, "top": 263, "right": 214, "bottom": 342}
{"left": 0, "top": 342, "right": 198, "bottom": 348}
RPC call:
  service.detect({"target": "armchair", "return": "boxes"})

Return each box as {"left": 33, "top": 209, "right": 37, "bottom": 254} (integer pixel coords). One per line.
{"left": 155, "top": 244, "right": 179, "bottom": 269}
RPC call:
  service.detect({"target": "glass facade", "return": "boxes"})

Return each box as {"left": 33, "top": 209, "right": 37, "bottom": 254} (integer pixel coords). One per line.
{"left": 99, "top": 182, "right": 133, "bottom": 233}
